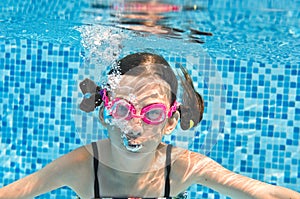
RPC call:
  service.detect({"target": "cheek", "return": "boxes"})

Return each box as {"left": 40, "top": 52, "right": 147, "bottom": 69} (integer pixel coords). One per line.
{"left": 142, "top": 121, "right": 167, "bottom": 136}
{"left": 157, "top": 119, "right": 168, "bottom": 131}
{"left": 108, "top": 117, "right": 168, "bottom": 137}
{"left": 107, "top": 125, "right": 121, "bottom": 138}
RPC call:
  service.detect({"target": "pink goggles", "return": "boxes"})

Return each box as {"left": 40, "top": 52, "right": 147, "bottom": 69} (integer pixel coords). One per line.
{"left": 101, "top": 89, "right": 179, "bottom": 125}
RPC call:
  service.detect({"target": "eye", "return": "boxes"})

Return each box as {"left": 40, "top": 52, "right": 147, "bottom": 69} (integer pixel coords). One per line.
{"left": 145, "top": 108, "right": 166, "bottom": 121}
{"left": 116, "top": 104, "right": 129, "bottom": 117}
{"left": 112, "top": 100, "right": 131, "bottom": 118}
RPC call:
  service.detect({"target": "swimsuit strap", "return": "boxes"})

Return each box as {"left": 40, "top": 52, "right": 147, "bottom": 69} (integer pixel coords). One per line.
{"left": 164, "top": 144, "right": 173, "bottom": 198}
{"left": 92, "top": 142, "right": 101, "bottom": 198}
{"left": 92, "top": 143, "right": 173, "bottom": 199}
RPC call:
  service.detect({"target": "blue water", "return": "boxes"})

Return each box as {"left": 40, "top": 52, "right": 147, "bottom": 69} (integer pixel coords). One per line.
{"left": 0, "top": 0, "right": 300, "bottom": 198}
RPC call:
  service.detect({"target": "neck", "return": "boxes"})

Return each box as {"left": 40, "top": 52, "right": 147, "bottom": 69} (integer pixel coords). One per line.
{"left": 111, "top": 141, "right": 157, "bottom": 173}
{"left": 99, "top": 139, "right": 167, "bottom": 173}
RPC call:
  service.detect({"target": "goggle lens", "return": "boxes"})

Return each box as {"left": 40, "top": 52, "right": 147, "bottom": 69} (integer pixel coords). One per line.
{"left": 109, "top": 99, "right": 167, "bottom": 125}
{"left": 111, "top": 99, "right": 132, "bottom": 120}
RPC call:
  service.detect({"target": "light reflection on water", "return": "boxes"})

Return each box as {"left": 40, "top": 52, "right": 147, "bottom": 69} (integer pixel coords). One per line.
{"left": 0, "top": 0, "right": 299, "bottom": 63}
{"left": 0, "top": 0, "right": 300, "bottom": 198}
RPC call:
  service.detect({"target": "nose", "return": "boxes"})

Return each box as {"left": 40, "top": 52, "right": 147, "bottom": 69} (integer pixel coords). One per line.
{"left": 127, "top": 118, "right": 143, "bottom": 136}
{"left": 129, "top": 116, "right": 143, "bottom": 127}
{"left": 126, "top": 131, "right": 142, "bottom": 139}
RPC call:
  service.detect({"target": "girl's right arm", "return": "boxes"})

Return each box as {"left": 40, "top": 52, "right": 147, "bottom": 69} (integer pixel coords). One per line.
{"left": 0, "top": 145, "right": 92, "bottom": 199}
{"left": 0, "top": 165, "right": 61, "bottom": 199}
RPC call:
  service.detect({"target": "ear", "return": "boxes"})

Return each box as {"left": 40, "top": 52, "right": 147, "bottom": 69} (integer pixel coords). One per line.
{"left": 163, "top": 111, "right": 180, "bottom": 135}
{"left": 98, "top": 106, "right": 108, "bottom": 127}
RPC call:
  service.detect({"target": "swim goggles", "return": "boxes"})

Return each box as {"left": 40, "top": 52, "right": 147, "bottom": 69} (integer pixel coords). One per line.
{"left": 101, "top": 89, "right": 179, "bottom": 125}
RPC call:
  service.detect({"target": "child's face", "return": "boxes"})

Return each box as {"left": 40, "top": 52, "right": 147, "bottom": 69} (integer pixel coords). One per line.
{"left": 106, "top": 71, "right": 176, "bottom": 153}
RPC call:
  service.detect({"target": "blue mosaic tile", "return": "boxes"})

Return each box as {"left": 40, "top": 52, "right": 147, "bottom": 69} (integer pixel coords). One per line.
{"left": 0, "top": 35, "right": 300, "bottom": 199}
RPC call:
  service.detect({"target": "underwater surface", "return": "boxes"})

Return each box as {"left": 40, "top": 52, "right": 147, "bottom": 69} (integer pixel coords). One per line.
{"left": 0, "top": 0, "right": 299, "bottom": 198}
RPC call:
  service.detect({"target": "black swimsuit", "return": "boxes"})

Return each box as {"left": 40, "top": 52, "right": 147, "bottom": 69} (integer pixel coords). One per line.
{"left": 91, "top": 142, "right": 173, "bottom": 199}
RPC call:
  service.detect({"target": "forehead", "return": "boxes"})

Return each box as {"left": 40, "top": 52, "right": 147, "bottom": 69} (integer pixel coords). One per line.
{"left": 112, "top": 74, "right": 171, "bottom": 104}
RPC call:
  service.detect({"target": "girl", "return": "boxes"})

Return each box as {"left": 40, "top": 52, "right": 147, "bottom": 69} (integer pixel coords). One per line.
{"left": 0, "top": 52, "right": 299, "bottom": 199}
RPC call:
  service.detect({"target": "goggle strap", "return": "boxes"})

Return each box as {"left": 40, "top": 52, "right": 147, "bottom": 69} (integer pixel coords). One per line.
{"left": 168, "top": 101, "right": 180, "bottom": 118}
{"left": 102, "top": 90, "right": 180, "bottom": 123}
{"left": 101, "top": 89, "right": 110, "bottom": 107}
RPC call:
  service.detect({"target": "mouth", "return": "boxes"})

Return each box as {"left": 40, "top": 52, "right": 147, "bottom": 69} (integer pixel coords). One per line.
{"left": 121, "top": 134, "right": 143, "bottom": 152}
{"left": 125, "top": 143, "right": 143, "bottom": 152}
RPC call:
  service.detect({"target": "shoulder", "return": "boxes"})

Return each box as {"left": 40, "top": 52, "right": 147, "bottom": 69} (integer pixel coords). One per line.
{"left": 43, "top": 141, "right": 110, "bottom": 186}
{"left": 60, "top": 140, "right": 111, "bottom": 171}
{"left": 42, "top": 144, "right": 94, "bottom": 182}
{"left": 171, "top": 146, "right": 208, "bottom": 168}
{"left": 61, "top": 139, "right": 109, "bottom": 165}
{"left": 171, "top": 146, "right": 235, "bottom": 186}
{"left": 53, "top": 140, "right": 111, "bottom": 197}
{"left": 167, "top": 146, "right": 210, "bottom": 194}
{"left": 170, "top": 146, "right": 222, "bottom": 183}
{"left": 49, "top": 144, "right": 93, "bottom": 171}
{"left": 67, "top": 144, "right": 93, "bottom": 163}
{"left": 172, "top": 146, "right": 224, "bottom": 169}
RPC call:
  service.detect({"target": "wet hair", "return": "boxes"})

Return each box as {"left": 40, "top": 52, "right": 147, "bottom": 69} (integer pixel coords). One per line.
{"left": 108, "top": 52, "right": 177, "bottom": 106}
{"left": 80, "top": 52, "right": 204, "bottom": 130}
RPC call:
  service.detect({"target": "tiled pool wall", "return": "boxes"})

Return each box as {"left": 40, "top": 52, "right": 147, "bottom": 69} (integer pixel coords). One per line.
{"left": 0, "top": 38, "right": 299, "bottom": 199}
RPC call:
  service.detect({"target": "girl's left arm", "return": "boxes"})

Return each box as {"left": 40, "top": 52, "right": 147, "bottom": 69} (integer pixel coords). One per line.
{"left": 188, "top": 152, "right": 300, "bottom": 199}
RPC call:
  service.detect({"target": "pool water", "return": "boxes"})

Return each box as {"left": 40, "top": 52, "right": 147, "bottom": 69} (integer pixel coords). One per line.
{"left": 0, "top": 0, "right": 299, "bottom": 198}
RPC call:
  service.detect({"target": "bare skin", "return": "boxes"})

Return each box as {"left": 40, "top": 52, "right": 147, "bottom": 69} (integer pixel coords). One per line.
{"left": 0, "top": 73, "right": 299, "bottom": 199}
{"left": 0, "top": 140, "right": 299, "bottom": 199}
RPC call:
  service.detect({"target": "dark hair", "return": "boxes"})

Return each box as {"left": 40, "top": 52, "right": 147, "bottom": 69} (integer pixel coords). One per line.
{"left": 80, "top": 52, "right": 204, "bottom": 130}
{"left": 108, "top": 52, "right": 177, "bottom": 106}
